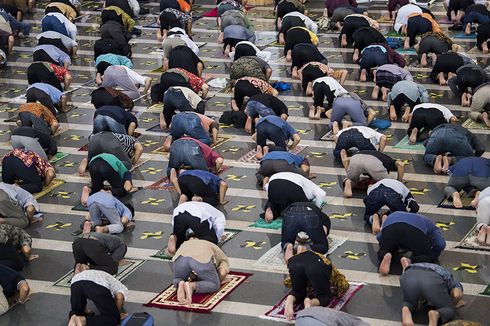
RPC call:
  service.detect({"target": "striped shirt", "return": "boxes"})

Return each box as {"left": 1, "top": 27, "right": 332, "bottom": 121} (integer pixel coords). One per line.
{"left": 112, "top": 133, "right": 136, "bottom": 155}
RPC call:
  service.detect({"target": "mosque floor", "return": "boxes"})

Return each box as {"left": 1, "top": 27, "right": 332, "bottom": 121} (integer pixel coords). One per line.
{"left": 0, "top": 0, "right": 489, "bottom": 325}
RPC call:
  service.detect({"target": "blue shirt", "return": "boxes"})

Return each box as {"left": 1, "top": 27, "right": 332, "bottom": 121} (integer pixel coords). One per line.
{"left": 261, "top": 151, "right": 304, "bottom": 167}
{"left": 377, "top": 211, "right": 446, "bottom": 258}
{"left": 256, "top": 115, "right": 297, "bottom": 140}
{"left": 87, "top": 191, "right": 132, "bottom": 220}
{"left": 408, "top": 263, "right": 463, "bottom": 292}
{"left": 95, "top": 53, "right": 133, "bottom": 69}
{"left": 27, "top": 83, "right": 63, "bottom": 103}
{"left": 448, "top": 157, "right": 490, "bottom": 178}
{"left": 179, "top": 170, "right": 221, "bottom": 193}
{"left": 34, "top": 44, "right": 71, "bottom": 66}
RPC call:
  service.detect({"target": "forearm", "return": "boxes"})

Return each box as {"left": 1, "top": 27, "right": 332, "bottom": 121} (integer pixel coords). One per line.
{"left": 115, "top": 293, "right": 125, "bottom": 312}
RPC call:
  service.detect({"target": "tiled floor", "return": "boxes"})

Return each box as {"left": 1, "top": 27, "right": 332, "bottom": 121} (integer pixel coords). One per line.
{"left": 0, "top": 0, "right": 489, "bottom": 325}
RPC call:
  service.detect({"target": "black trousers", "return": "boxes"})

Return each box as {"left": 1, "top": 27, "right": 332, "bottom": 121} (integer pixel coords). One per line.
{"left": 0, "top": 264, "right": 25, "bottom": 297}
{"left": 266, "top": 179, "right": 309, "bottom": 218}
{"left": 27, "top": 62, "right": 63, "bottom": 91}
{"left": 26, "top": 87, "right": 57, "bottom": 115}
{"left": 32, "top": 49, "right": 58, "bottom": 65}
{"left": 88, "top": 158, "right": 127, "bottom": 198}
{"left": 178, "top": 175, "right": 219, "bottom": 206}
{"left": 407, "top": 108, "right": 447, "bottom": 141}
{"left": 72, "top": 238, "right": 118, "bottom": 275}
{"left": 0, "top": 244, "right": 26, "bottom": 272}
{"left": 38, "top": 36, "right": 69, "bottom": 54}
{"left": 70, "top": 281, "right": 120, "bottom": 326}
{"left": 1, "top": 156, "right": 43, "bottom": 193}
{"left": 173, "top": 211, "right": 218, "bottom": 249}
{"left": 233, "top": 79, "right": 262, "bottom": 108}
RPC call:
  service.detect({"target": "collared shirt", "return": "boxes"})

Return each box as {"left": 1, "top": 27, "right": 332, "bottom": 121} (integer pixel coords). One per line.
{"left": 261, "top": 151, "right": 304, "bottom": 167}
{"left": 95, "top": 53, "right": 133, "bottom": 69}
{"left": 394, "top": 4, "right": 422, "bottom": 32}
{"left": 71, "top": 269, "right": 128, "bottom": 299}
{"left": 44, "top": 12, "right": 77, "bottom": 39}
{"left": 27, "top": 83, "right": 63, "bottom": 103}
{"left": 407, "top": 263, "right": 463, "bottom": 292}
{"left": 412, "top": 103, "right": 455, "bottom": 122}
{"left": 87, "top": 191, "right": 133, "bottom": 221}
{"left": 19, "top": 102, "right": 58, "bottom": 126}
{"left": 172, "top": 201, "right": 225, "bottom": 240}
{"left": 179, "top": 170, "right": 222, "bottom": 193}
{"left": 256, "top": 115, "right": 297, "bottom": 140}
{"left": 36, "top": 31, "right": 78, "bottom": 49}
{"left": 0, "top": 224, "right": 32, "bottom": 248}
{"left": 337, "top": 126, "right": 384, "bottom": 146}
{"left": 81, "top": 232, "right": 127, "bottom": 261}
{"left": 0, "top": 182, "right": 39, "bottom": 212}
{"left": 266, "top": 172, "right": 327, "bottom": 208}
{"left": 34, "top": 44, "right": 71, "bottom": 66}
{"left": 312, "top": 76, "right": 348, "bottom": 97}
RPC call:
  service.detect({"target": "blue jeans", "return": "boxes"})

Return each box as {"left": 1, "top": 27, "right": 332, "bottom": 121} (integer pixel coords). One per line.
{"left": 281, "top": 203, "right": 330, "bottom": 254}
{"left": 423, "top": 126, "right": 475, "bottom": 167}
{"left": 163, "top": 89, "right": 195, "bottom": 126}
{"left": 170, "top": 112, "right": 211, "bottom": 146}
{"left": 88, "top": 201, "right": 125, "bottom": 234}
{"left": 256, "top": 121, "right": 288, "bottom": 151}
{"left": 93, "top": 115, "right": 127, "bottom": 134}
{"left": 167, "top": 139, "right": 208, "bottom": 175}
{"left": 463, "top": 11, "right": 490, "bottom": 27}
{"left": 333, "top": 129, "right": 376, "bottom": 161}
{"left": 363, "top": 185, "right": 406, "bottom": 224}
{"left": 0, "top": 10, "right": 30, "bottom": 35}
{"left": 246, "top": 100, "right": 275, "bottom": 119}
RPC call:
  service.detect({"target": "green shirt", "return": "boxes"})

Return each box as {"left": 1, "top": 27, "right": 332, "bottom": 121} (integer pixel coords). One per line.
{"left": 90, "top": 153, "right": 128, "bottom": 179}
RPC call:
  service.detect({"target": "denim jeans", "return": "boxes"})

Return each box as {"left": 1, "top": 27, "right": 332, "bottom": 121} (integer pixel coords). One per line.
{"left": 246, "top": 100, "right": 275, "bottom": 119}
{"left": 256, "top": 121, "right": 287, "bottom": 151}
{"left": 463, "top": 11, "right": 490, "bottom": 27}
{"left": 170, "top": 112, "right": 211, "bottom": 146}
{"left": 423, "top": 126, "right": 475, "bottom": 167}
{"left": 167, "top": 139, "right": 208, "bottom": 175}
{"left": 280, "top": 202, "right": 330, "bottom": 254}
{"left": 363, "top": 185, "right": 406, "bottom": 224}
{"left": 93, "top": 115, "right": 127, "bottom": 135}
{"left": 88, "top": 201, "right": 124, "bottom": 234}
{"left": 163, "top": 88, "right": 195, "bottom": 126}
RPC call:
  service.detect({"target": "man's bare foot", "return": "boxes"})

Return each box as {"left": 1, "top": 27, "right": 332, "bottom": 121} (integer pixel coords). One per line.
{"left": 303, "top": 297, "right": 312, "bottom": 308}
{"left": 341, "top": 34, "right": 347, "bottom": 47}
{"left": 167, "top": 234, "right": 177, "bottom": 255}
{"left": 352, "top": 49, "right": 359, "bottom": 62}
{"left": 184, "top": 281, "right": 193, "bottom": 305}
{"left": 400, "top": 257, "right": 411, "bottom": 270}
{"left": 433, "top": 155, "right": 443, "bottom": 174}
{"left": 371, "top": 86, "right": 379, "bottom": 100}
{"left": 381, "top": 87, "right": 389, "bottom": 102}
{"left": 77, "top": 158, "right": 88, "bottom": 176}
{"left": 255, "top": 145, "right": 264, "bottom": 159}
{"left": 401, "top": 112, "right": 410, "bottom": 123}
{"left": 428, "top": 310, "right": 439, "bottom": 326}
{"left": 191, "top": 196, "right": 203, "bottom": 202}
{"left": 82, "top": 220, "right": 92, "bottom": 234}
{"left": 379, "top": 252, "right": 392, "bottom": 276}
{"left": 340, "top": 148, "right": 349, "bottom": 169}
{"left": 452, "top": 192, "right": 463, "bottom": 208}
{"left": 401, "top": 306, "right": 414, "bottom": 326}
{"left": 314, "top": 107, "right": 324, "bottom": 120}
{"left": 284, "top": 242, "right": 294, "bottom": 262}
{"left": 81, "top": 186, "right": 90, "bottom": 206}
{"left": 442, "top": 155, "right": 450, "bottom": 173}
{"left": 465, "top": 23, "right": 472, "bottom": 35}
{"left": 264, "top": 207, "right": 274, "bottom": 222}
{"left": 372, "top": 213, "right": 381, "bottom": 235}
{"left": 17, "top": 280, "right": 30, "bottom": 303}
{"left": 360, "top": 69, "right": 367, "bottom": 82}
{"left": 409, "top": 128, "right": 418, "bottom": 145}
{"left": 284, "top": 298, "right": 295, "bottom": 321}
{"left": 477, "top": 225, "right": 487, "bottom": 244}
{"left": 482, "top": 112, "right": 490, "bottom": 127}
{"left": 68, "top": 315, "right": 84, "bottom": 326}
{"left": 343, "top": 179, "right": 353, "bottom": 198}
{"left": 420, "top": 53, "right": 428, "bottom": 67}
{"left": 389, "top": 107, "right": 397, "bottom": 121}
{"left": 309, "top": 105, "right": 315, "bottom": 119}
{"left": 177, "top": 281, "right": 187, "bottom": 304}
{"left": 486, "top": 225, "right": 490, "bottom": 245}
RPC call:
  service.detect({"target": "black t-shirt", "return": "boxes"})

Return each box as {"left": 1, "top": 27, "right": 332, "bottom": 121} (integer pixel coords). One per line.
{"left": 168, "top": 45, "right": 203, "bottom": 76}
{"left": 356, "top": 150, "right": 397, "bottom": 172}
{"left": 248, "top": 93, "right": 288, "bottom": 116}
{"left": 12, "top": 126, "right": 58, "bottom": 156}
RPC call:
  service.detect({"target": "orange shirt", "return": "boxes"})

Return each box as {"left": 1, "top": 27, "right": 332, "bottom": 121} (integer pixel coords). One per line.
{"left": 19, "top": 103, "right": 58, "bottom": 125}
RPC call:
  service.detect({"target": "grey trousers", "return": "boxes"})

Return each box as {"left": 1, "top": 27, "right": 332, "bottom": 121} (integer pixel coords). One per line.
{"left": 400, "top": 268, "right": 455, "bottom": 323}
{"left": 346, "top": 154, "right": 390, "bottom": 185}
{"left": 173, "top": 256, "right": 220, "bottom": 294}
{"left": 444, "top": 175, "right": 490, "bottom": 198}
{"left": 11, "top": 135, "right": 48, "bottom": 160}
{"left": 0, "top": 190, "right": 29, "bottom": 228}
{"left": 88, "top": 202, "right": 124, "bottom": 234}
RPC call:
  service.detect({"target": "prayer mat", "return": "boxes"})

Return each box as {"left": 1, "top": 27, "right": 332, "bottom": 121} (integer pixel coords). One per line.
{"left": 250, "top": 218, "right": 282, "bottom": 230}
{"left": 384, "top": 31, "right": 403, "bottom": 37}
{"left": 78, "top": 143, "right": 88, "bottom": 151}
{"left": 393, "top": 135, "right": 425, "bottom": 151}
{"left": 438, "top": 191, "right": 475, "bottom": 210}
{"left": 457, "top": 224, "right": 490, "bottom": 252}
{"left": 49, "top": 152, "right": 69, "bottom": 164}
{"left": 454, "top": 32, "right": 476, "bottom": 39}
{"left": 151, "top": 229, "right": 240, "bottom": 260}
{"left": 33, "top": 179, "right": 65, "bottom": 199}
{"left": 130, "top": 157, "right": 151, "bottom": 172}
{"left": 148, "top": 102, "right": 163, "bottom": 112}
{"left": 54, "top": 258, "right": 146, "bottom": 288}
{"left": 143, "top": 21, "right": 159, "bottom": 28}
{"left": 252, "top": 235, "right": 348, "bottom": 273}
{"left": 146, "top": 124, "right": 165, "bottom": 132}
{"left": 71, "top": 201, "right": 88, "bottom": 212}
{"left": 237, "top": 145, "right": 307, "bottom": 164}
{"left": 202, "top": 8, "right": 218, "bottom": 17}
{"left": 437, "top": 17, "right": 453, "bottom": 24}
{"left": 260, "top": 282, "right": 364, "bottom": 322}
{"left": 145, "top": 176, "right": 175, "bottom": 190}
{"left": 461, "top": 118, "right": 489, "bottom": 130}
{"left": 481, "top": 284, "right": 490, "bottom": 296}
{"left": 211, "top": 136, "right": 232, "bottom": 149}
{"left": 143, "top": 271, "right": 252, "bottom": 312}
{"left": 320, "top": 130, "right": 334, "bottom": 141}
{"left": 395, "top": 48, "right": 417, "bottom": 55}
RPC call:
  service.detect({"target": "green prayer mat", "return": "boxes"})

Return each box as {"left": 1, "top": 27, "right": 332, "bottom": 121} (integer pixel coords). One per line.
{"left": 49, "top": 152, "right": 69, "bottom": 164}
{"left": 393, "top": 135, "right": 425, "bottom": 151}
{"left": 250, "top": 218, "right": 282, "bottom": 230}
{"left": 481, "top": 284, "right": 490, "bottom": 296}
{"left": 71, "top": 201, "right": 88, "bottom": 211}
{"left": 384, "top": 31, "right": 403, "bottom": 37}
{"left": 395, "top": 48, "right": 417, "bottom": 55}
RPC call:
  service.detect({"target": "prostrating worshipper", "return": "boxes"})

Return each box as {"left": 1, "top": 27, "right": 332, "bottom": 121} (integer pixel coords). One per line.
{"left": 95, "top": 52, "right": 133, "bottom": 84}
{"left": 162, "top": 111, "right": 218, "bottom": 150}
{"left": 77, "top": 131, "right": 143, "bottom": 175}
{"left": 467, "top": 82, "right": 490, "bottom": 127}
{"left": 45, "top": 0, "right": 79, "bottom": 19}
{"left": 462, "top": 4, "right": 490, "bottom": 35}
{"left": 446, "top": 0, "right": 474, "bottom": 24}
{"left": 448, "top": 64, "right": 489, "bottom": 106}
{"left": 386, "top": 80, "right": 429, "bottom": 122}
{"left": 328, "top": 92, "right": 376, "bottom": 129}
{"left": 218, "top": 9, "right": 253, "bottom": 44}
{"left": 323, "top": 0, "right": 357, "bottom": 18}
{"left": 91, "top": 86, "right": 134, "bottom": 112}
{"left": 157, "top": 8, "right": 192, "bottom": 41}
{"left": 363, "top": 179, "right": 420, "bottom": 234}
{"left": 339, "top": 13, "right": 379, "bottom": 47}
{"left": 357, "top": 43, "right": 405, "bottom": 82}
{"left": 72, "top": 232, "right": 128, "bottom": 275}
{"left": 284, "top": 26, "right": 318, "bottom": 62}
{"left": 297, "top": 61, "right": 348, "bottom": 95}
{"left": 278, "top": 11, "right": 317, "bottom": 45}
{"left": 172, "top": 237, "right": 230, "bottom": 305}
{"left": 32, "top": 44, "right": 71, "bottom": 69}
{"left": 166, "top": 201, "right": 226, "bottom": 255}
{"left": 283, "top": 246, "right": 349, "bottom": 321}
{"left": 165, "top": 45, "right": 204, "bottom": 77}
{"left": 423, "top": 124, "right": 486, "bottom": 174}
{"left": 36, "top": 30, "right": 78, "bottom": 56}
{"left": 393, "top": 3, "right": 423, "bottom": 33}
{"left": 11, "top": 126, "right": 57, "bottom": 160}
{"left": 101, "top": 6, "right": 136, "bottom": 36}
{"left": 476, "top": 22, "right": 490, "bottom": 53}
{"left": 0, "top": 182, "right": 41, "bottom": 227}
{"left": 330, "top": 6, "right": 366, "bottom": 30}
{"left": 376, "top": 211, "right": 446, "bottom": 276}
{"left": 230, "top": 55, "right": 272, "bottom": 84}
{"left": 159, "top": 0, "right": 186, "bottom": 12}
{"left": 256, "top": 151, "right": 310, "bottom": 185}
{"left": 27, "top": 61, "right": 69, "bottom": 91}
{"left": 0, "top": 224, "right": 38, "bottom": 261}
{"left": 99, "top": 65, "right": 152, "bottom": 100}
{"left": 0, "top": 7, "right": 30, "bottom": 36}
{"left": 81, "top": 190, "right": 135, "bottom": 234}
{"left": 444, "top": 157, "right": 490, "bottom": 208}
{"left": 162, "top": 27, "right": 198, "bottom": 57}
{"left": 0, "top": 243, "right": 27, "bottom": 271}
{"left": 166, "top": 137, "right": 224, "bottom": 175}
{"left": 351, "top": 26, "right": 387, "bottom": 62}
{"left": 229, "top": 40, "right": 270, "bottom": 62}
{"left": 68, "top": 266, "right": 128, "bottom": 326}
{"left": 171, "top": 169, "right": 228, "bottom": 206}
{"left": 430, "top": 52, "right": 474, "bottom": 86}
{"left": 160, "top": 86, "right": 206, "bottom": 130}
{"left": 263, "top": 172, "right": 327, "bottom": 222}
{"left": 0, "top": 264, "right": 30, "bottom": 316}
{"left": 295, "top": 307, "right": 369, "bottom": 326}
{"left": 310, "top": 76, "right": 348, "bottom": 119}
{"left": 244, "top": 93, "right": 288, "bottom": 133}
{"left": 333, "top": 126, "right": 387, "bottom": 162}
{"left": 98, "top": 20, "right": 132, "bottom": 58}
{"left": 222, "top": 24, "right": 256, "bottom": 57}
{"left": 0, "top": 16, "right": 14, "bottom": 55}
{"left": 254, "top": 115, "right": 300, "bottom": 159}
{"left": 372, "top": 64, "right": 412, "bottom": 101}
{"left": 416, "top": 31, "right": 455, "bottom": 67}
{"left": 341, "top": 150, "right": 405, "bottom": 198}
{"left": 407, "top": 103, "right": 458, "bottom": 144}
{"left": 26, "top": 82, "right": 67, "bottom": 114}
{"left": 151, "top": 67, "right": 209, "bottom": 103}
{"left": 280, "top": 202, "right": 331, "bottom": 254}
{"left": 402, "top": 12, "right": 441, "bottom": 49}
{"left": 471, "top": 186, "right": 490, "bottom": 244}
{"left": 399, "top": 262, "right": 464, "bottom": 326}
{"left": 1, "top": 149, "right": 56, "bottom": 193}
{"left": 0, "top": 1, "right": 27, "bottom": 21}
{"left": 383, "top": 0, "right": 409, "bottom": 21}
{"left": 105, "top": 0, "right": 146, "bottom": 18}
{"left": 41, "top": 11, "right": 77, "bottom": 40}
{"left": 289, "top": 43, "right": 327, "bottom": 79}
{"left": 232, "top": 76, "right": 278, "bottom": 111}
{"left": 93, "top": 105, "right": 138, "bottom": 135}
{"left": 276, "top": 0, "right": 307, "bottom": 28}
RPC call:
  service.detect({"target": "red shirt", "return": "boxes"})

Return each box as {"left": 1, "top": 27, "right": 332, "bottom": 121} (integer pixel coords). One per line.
{"left": 181, "top": 136, "right": 221, "bottom": 168}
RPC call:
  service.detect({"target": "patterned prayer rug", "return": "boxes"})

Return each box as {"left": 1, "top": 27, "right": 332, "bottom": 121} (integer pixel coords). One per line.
{"left": 143, "top": 271, "right": 252, "bottom": 313}
{"left": 457, "top": 224, "right": 490, "bottom": 252}
{"left": 438, "top": 192, "right": 475, "bottom": 210}
{"left": 250, "top": 218, "right": 282, "bottom": 230}
{"left": 237, "top": 145, "right": 307, "bottom": 164}
{"left": 33, "top": 179, "right": 65, "bottom": 199}
{"left": 461, "top": 118, "right": 489, "bottom": 130}
{"left": 145, "top": 176, "right": 175, "bottom": 190}
{"left": 320, "top": 130, "right": 334, "bottom": 141}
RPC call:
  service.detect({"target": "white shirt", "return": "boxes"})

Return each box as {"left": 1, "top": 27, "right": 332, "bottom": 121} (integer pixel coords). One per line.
{"left": 128, "top": 0, "right": 140, "bottom": 16}
{"left": 337, "top": 126, "right": 384, "bottom": 146}
{"left": 71, "top": 270, "right": 128, "bottom": 300}
{"left": 394, "top": 4, "right": 422, "bottom": 32}
{"left": 166, "top": 27, "right": 199, "bottom": 55}
{"left": 283, "top": 12, "right": 318, "bottom": 34}
{"left": 172, "top": 201, "right": 226, "bottom": 240}
{"left": 412, "top": 103, "right": 455, "bottom": 122}
{"left": 312, "top": 76, "right": 348, "bottom": 97}
{"left": 229, "top": 41, "right": 272, "bottom": 62}
{"left": 266, "top": 172, "right": 327, "bottom": 208}
{"left": 368, "top": 179, "right": 410, "bottom": 200}
{"left": 44, "top": 12, "right": 77, "bottom": 40}
{"left": 118, "top": 66, "right": 147, "bottom": 85}
{"left": 479, "top": 186, "right": 490, "bottom": 201}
